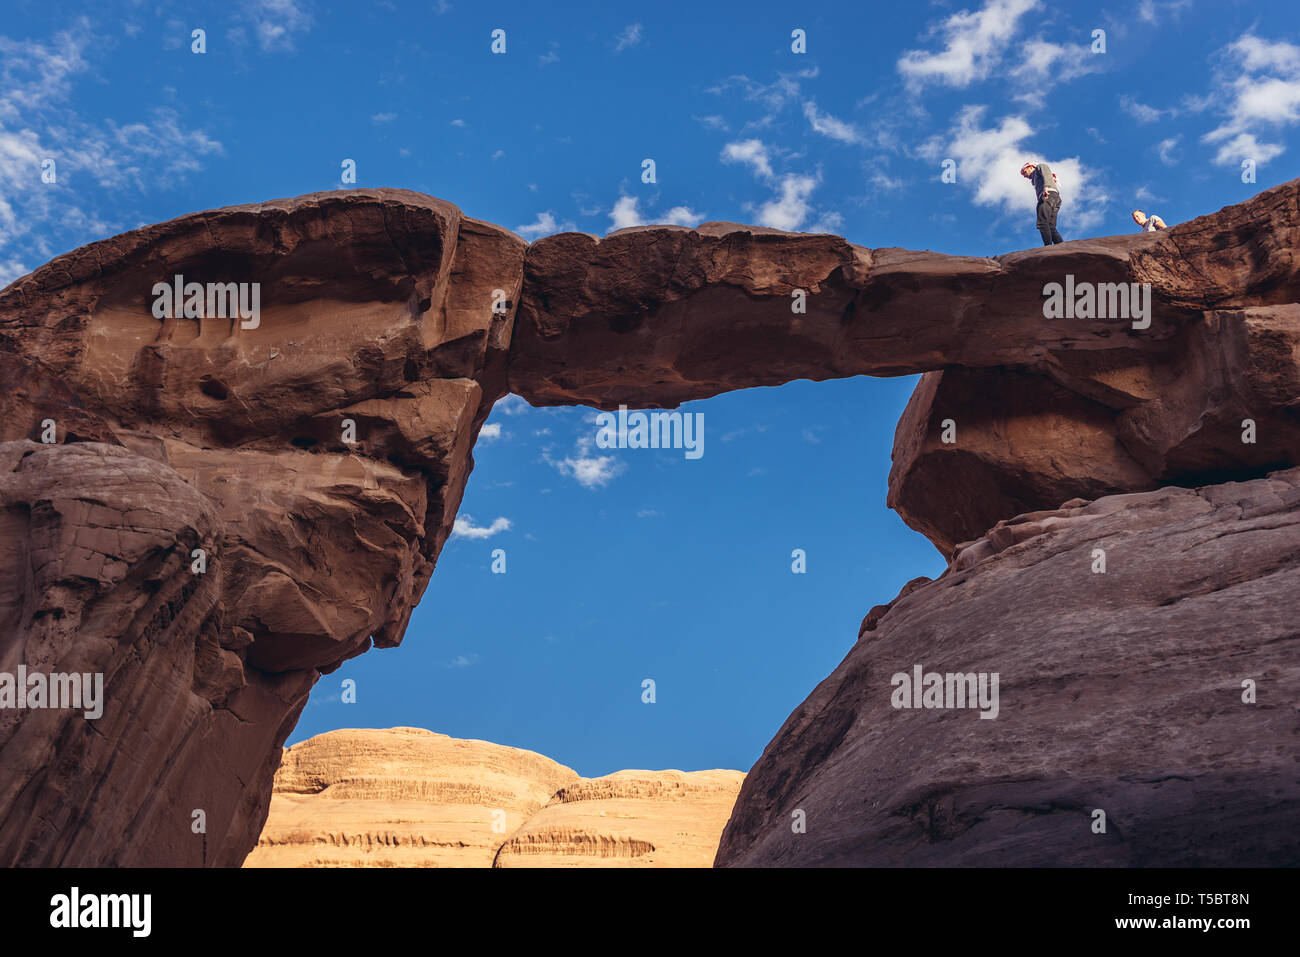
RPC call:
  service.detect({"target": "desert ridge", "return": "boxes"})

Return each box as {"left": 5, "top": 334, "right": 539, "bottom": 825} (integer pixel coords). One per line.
{"left": 244, "top": 728, "right": 744, "bottom": 868}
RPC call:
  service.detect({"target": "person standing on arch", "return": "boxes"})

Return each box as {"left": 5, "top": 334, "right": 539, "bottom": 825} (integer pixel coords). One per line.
{"left": 1021, "top": 160, "right": 1063, "bottom": 246}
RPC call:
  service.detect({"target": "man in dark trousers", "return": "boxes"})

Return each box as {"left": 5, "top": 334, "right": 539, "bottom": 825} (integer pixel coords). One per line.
{"left": 1020, "top": 160, "right": 1063, "bottom": 245}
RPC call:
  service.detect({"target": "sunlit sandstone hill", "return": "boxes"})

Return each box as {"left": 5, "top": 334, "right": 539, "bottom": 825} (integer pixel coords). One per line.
{"left": 243, "top": 728, "right": 744, "bottom": 867}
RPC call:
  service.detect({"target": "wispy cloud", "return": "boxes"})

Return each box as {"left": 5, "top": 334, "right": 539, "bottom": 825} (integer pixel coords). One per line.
{"left": 237, "top": 0, "right": 313, "bottom": 53}
{"left": 720, "top": 137, "right": 825, "bottom": 231}
{"left": 802, "top": 100, "right": 862, "bottom": 144}
{"left": 494, "top": 394, "right": 532, "bottom": 415}
{"left": 0, "top": 19, "right": 220, "bottom": 283}
{"left": 614, "top": 23, "right": 643, "bottom": 53}
{"left": 516, "top": 210, "right": 576, "bottom": 240}
{"left": 1138, "top": 0, "right": 1191, "bottom": 24}
{"left": 1120, "top": 95, "right": 1166, "bottom": 124}
{"left": 1156, "top": 135, "right": 1181, "bottom": 165}
{"left": 1202, "top": 33, "right": 1300, "bottom": 167}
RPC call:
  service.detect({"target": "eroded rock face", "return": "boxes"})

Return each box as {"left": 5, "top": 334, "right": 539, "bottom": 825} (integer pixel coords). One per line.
{"left": 244, "top": 728, "right": 580, "bottom": 867}
{"left": 717, "top": 468, "right": 1300, "bottom": 867}
{"left": 510, "top": 181, "right": 1300, "bottom": 554}
{"left": 495, "top": 768, "right": 745, "bottom": 867}
{"left": 244, "top": 728, "right": 743, "bottom": 868}
{"left": 0, "top": 190, "right": 525, "bottom": 866}
{"left": 889, "top": 181, "right": 1300, "bottom": 555}
{"left": 2, "top": 178, "right": 1298, "bottom": 868}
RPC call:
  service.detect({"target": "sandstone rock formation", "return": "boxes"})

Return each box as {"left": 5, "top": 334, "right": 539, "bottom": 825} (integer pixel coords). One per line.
{"left": 245, "top": 728, "right": 579, "bottom": 867}
{"left": 1, "top": 178, "right": 1297, "bottom": 868}
{"left": 0, "top": 190, "right": 524, "bottom": 866}
{"left": 510, "top": 181, "right": 1300, "bottom": 555}
{"left": 494, "top": 768, "right": 745, "bottom": 867}
{"left": 717, "top": 468, "right": 1300, "bottom": 867}
{"left": 244, "top": 728, "right": 742, "bottom": 867}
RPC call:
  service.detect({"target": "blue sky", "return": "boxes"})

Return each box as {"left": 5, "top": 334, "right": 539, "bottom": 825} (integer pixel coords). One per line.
{"left": 3, "top": 0, "right": 1299, "bottom": 775}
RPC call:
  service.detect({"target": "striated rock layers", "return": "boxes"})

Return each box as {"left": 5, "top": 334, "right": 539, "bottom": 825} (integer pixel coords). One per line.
{"left": 244, "top": 728, "right": 742, "bottom": 867}
{"left": 717, "top": 469, "right": 1300, "bottom": 867}
{"left": 1, "top": 178, "right": 1298, "bottom": 867}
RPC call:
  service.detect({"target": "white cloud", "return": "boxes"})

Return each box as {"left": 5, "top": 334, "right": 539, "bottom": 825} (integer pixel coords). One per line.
{"left": 636, "top": 508, "right": 660, "bottom": 518}
{"left": 614, "top": 23, "right": 643, "bottom": 52}
{"left": 721, "top": 138, "right": 774, "bottom": 178}
{"left": 898, "top": 0, "right": 1039, "bottom": 89}
{"left": 802, "top": 100, "right": 862, "bottom": 144}
{"left": 1203, "top": 33, "right": 1300, "bottom": 167}
{"left": 450, "top": 118, "right": 465, "bottom": 127}
{"left": 720, "top": 138, "right": 829, "bottom": 232}
{"left": 0, "top": 257, "right": 28, "bottom": 287}
{"left": 239, "top": 0, "right": 313, "bottom": 52}
{"left": 608, "top": 195, "right": 702, "bottom": 230}
{"left": 0, "top": 20, "right": 219, "bottom": 269}
{"left": 757, "top": 174, "right": 818, "bottom": 231}
{"left": 0, "top": 20, "right": 90, "bottom": 123}
{"left": 371, "top": 112, "right": 396, "bottom": 124}
{"left": 808, "top": 210, "right": 845, "bottom": 234}
{"left": 707, "top": 68, "right": 818, "bottom": 128}
{"left": 609, "top": 195, "right": 643, "bottom": 229}
{"left": 920, "top": 105, "right": 1109, "bottom": 233}
{"left": 452, "top": 515, "right": 512, "bottom": 539}
{"left": 494, "top": 394, "right": 531, "bottom": 415}
{"left": 1011, "top": 38, "right": 1101, "bottom": 86}
{"left": 478, "top": 423, "right": 503, "bottom": 441}
{"left": 1138, "top": 0, "right": 1191, "bottom": 23}
{"left": 547, "top": 435, "right": 625, "bottom": 488}
{"left": 1156, "top": 135, "right": 1181, "bottom": 165}
{"left": 516, "top": 210, "right": 575, "bottom": 239}
{"left": 661, "top": 205, "right": 703, "bottom": 226}
{"left": 1120, "top": 96, "right": 1165, "bottom": 124}
{"left": 445, "top": 654, "right": 479, "bottom": 668}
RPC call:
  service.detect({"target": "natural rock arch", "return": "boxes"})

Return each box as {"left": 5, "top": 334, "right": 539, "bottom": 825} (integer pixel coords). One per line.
{"left": 0, "top": 180, "right": 1296, "bottom": 865}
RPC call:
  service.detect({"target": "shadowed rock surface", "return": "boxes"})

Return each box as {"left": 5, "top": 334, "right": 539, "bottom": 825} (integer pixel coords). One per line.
{"left": 716, "top": 468, "right": 1300, "bottom": 867}
{"left": 244, "top": 728, "right": 742, "bottom": 868}
{"left": 1, "top": 179, "right": 1297, "bottom": 867}
{"left": 0, "top": 190, "right": 524, "bottom": 866}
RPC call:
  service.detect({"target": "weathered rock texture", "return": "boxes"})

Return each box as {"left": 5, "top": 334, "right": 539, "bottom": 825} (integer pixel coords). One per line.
{"left": 511, "top": 181, "right": 1300, "bottom": 554}
{"left": 1, "top": 178, "right": 1297, "bottom": 868}
{"left": 245, "top": 728, "right": 579, "bottom": 867}
{"left": 495, "top": 768, "right": 745, "bottom": 867}
{"left": 0, "top": 190, "right": 525, "bottom": 866}
{"left": 717, "top": 468, "right": 1300, "bottom": 867}
{"left": 244, "top": 728, "right": 742, "bottom": 867}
